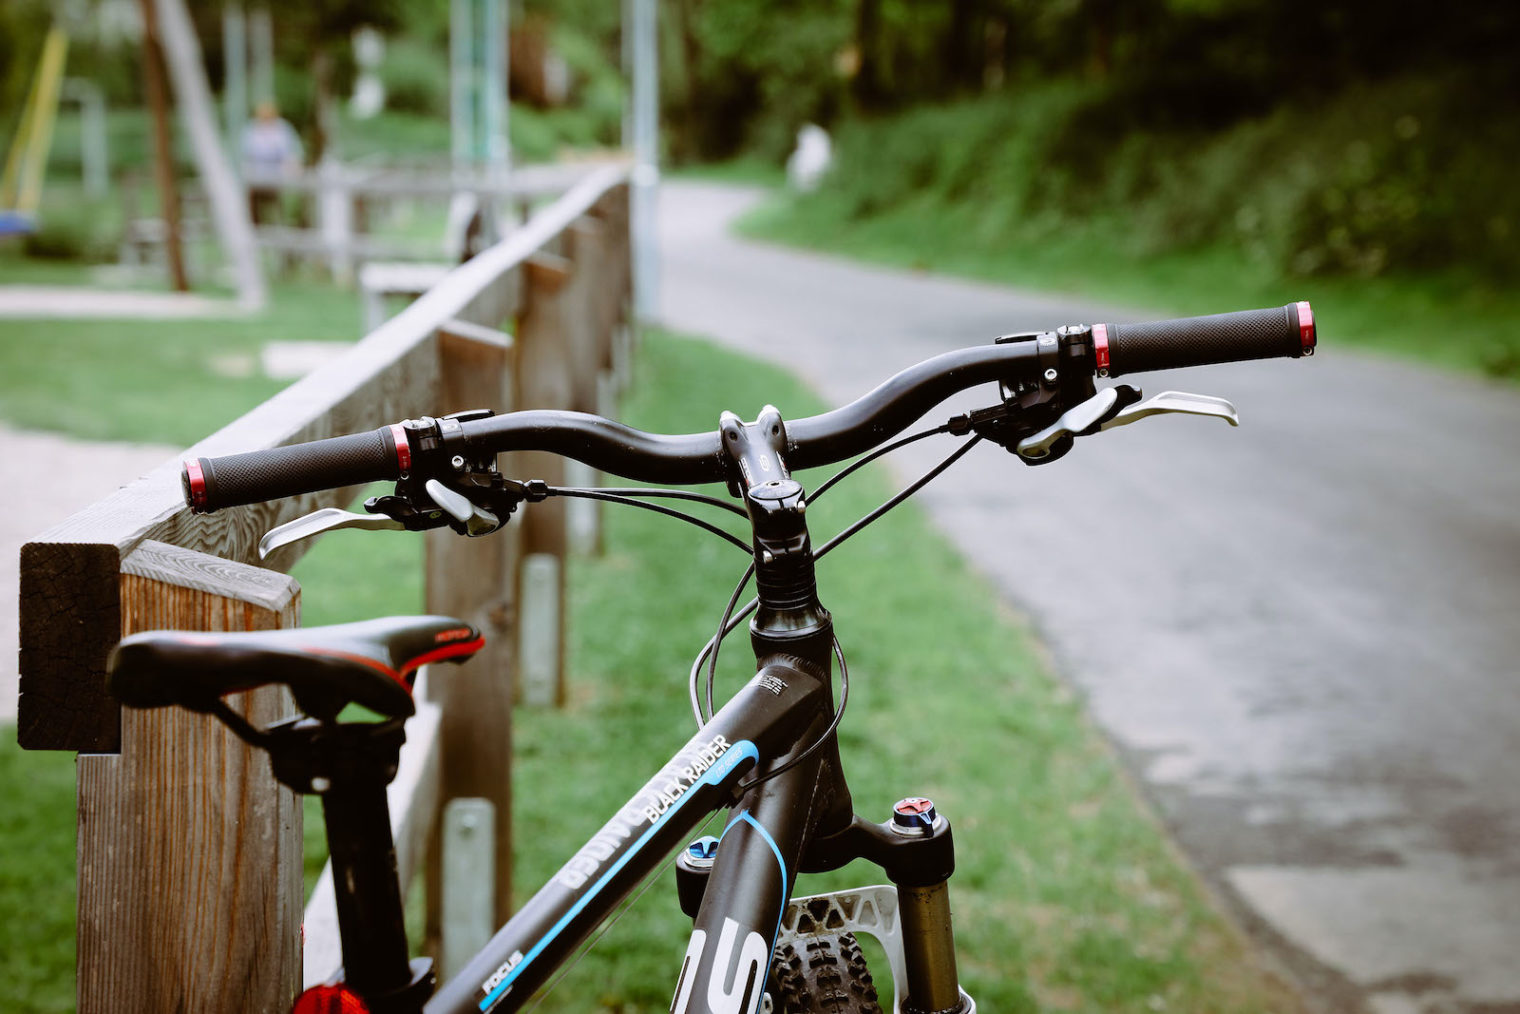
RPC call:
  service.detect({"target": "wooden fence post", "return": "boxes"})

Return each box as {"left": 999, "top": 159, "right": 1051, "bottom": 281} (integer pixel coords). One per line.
{"left": 600, "top": 185, "right": 636, "bottom": 394}
{"left": 425, "top": 320, "right": 519, "bottom": 929}
{"left": 564, "top": 216, "right": 612, "bottom": 557}
{"left": 514, "top": 252, "right": 574, "bottom": 706}
{"left": 75, "top": 540, "right": 302, "bottom": 1014}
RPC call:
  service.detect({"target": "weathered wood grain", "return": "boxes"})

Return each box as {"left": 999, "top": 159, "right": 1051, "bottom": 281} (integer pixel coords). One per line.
{"left": 76, "top": 540, "right": 302, "bottom": 1014}
{"left": 426, "top": 325, "right": 519, "bottom": 926}
{"left": 513, "top": 240, "right": 575, "bottom": 708}
{"left": 567, "top": 216, "right": 609, "bottom": 415}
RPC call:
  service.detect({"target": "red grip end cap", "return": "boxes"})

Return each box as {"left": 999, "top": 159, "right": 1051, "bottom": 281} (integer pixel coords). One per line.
{"left": 1296, "top": 301, "right": 1316, "bottom": 354}
{"left": 1092, "top": 323, "right": 1110, "bottom": 371}
{"left": 183, "top": 458, "right": 208, "bottom": 509}
{"left": 389, "top": 423, "right": 412, "bottom": 472}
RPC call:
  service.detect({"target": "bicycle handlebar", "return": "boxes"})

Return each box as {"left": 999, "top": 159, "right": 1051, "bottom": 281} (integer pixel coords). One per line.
{"left": 183, "top": 303, "right": 1315, "bottom": 513}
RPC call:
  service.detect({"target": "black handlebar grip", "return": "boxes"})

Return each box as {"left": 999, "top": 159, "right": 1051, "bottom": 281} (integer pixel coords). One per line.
{"left": 1096, "top": 302, "right": 1316, "bottom": 378}
{"left": 182, "top": 424, "right": 409, "bottom": 513}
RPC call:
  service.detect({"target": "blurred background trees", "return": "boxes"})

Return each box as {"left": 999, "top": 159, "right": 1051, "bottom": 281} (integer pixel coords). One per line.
{"left": 4, "top": 0, "right": 1516, "bottom": 283}
{"left": 655, "top": 0, "right": 1519, "bottom": 283}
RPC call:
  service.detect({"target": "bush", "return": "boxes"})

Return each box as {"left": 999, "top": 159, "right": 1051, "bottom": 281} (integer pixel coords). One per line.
{"left": 22, "top": 197, "right": 118, "bottom": 262}
{"left": 381, "top": 36, "right": 449, "bottom": 119}
{"left": 805, "top": 72, "right": 1520, "bottom": 282}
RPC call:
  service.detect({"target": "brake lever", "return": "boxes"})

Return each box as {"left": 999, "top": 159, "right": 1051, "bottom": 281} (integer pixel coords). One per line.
{"left": 424, "top": 479, "right": 501, "bottom": 537}
{"left": 1099, "top": 390, "right": 1239, "bottom": 431}
{"left": 1016, "top": 386, "right": 1133, "bottom": 462}
{"left": 258, "top": 508, "right": 405, "bottom": 559}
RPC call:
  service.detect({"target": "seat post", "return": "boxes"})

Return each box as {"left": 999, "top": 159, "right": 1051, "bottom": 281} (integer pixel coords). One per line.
{"left": 266, "top": 717, "right": 430, "bottom": 1010}
{"left": 321, "top": 762, "right": 413, "bottom": 998}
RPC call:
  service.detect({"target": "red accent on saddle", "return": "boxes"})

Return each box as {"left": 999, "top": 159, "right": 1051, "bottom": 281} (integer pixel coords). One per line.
{"left": 303, "top": 635, "right": 487, "bottom": 691}
{"left": 401, "top": 637, "right": 487, "bottom": 676}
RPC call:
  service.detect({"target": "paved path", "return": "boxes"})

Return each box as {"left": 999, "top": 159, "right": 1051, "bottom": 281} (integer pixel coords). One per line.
{"left": 2, "top": 426, "right": 176, "bottom": 722}
{"left": 658, "top": 182, "right": 1520, "bottom": 1014}
{"left": 0, "top": 285, "right": 244, "bottom": 318}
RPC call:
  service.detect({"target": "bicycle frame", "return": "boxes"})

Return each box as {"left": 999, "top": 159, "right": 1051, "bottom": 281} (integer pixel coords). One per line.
{"left": 428, "top": 656, "right": 835, "bottom": 1012}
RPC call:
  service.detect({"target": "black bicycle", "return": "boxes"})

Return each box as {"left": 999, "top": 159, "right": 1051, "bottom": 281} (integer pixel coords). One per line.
{"left": 107, "top": 303, "right": 1316, "bottom": 1014}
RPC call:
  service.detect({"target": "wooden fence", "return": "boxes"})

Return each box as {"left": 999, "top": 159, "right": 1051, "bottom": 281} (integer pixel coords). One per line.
{"left": 17, "top": 165, "right": 632, "bottom": 1012}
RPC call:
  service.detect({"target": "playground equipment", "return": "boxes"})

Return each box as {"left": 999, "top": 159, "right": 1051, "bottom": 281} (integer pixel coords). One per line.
{"left": 1, "top": 26, "right": 69, "bottom": 235}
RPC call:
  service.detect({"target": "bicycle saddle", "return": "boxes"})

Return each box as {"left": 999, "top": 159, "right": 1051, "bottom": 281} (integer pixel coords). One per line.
{"left": 108, "top": 616, "right": 484, "bottom": 721}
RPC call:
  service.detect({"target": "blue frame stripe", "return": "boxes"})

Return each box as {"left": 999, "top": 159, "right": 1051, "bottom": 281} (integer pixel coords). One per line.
{"left": 719, "top": 810, "right": 789, "bottom": 949}
{"left": 478, "top": 739, "right": 760, "bottom": 1011}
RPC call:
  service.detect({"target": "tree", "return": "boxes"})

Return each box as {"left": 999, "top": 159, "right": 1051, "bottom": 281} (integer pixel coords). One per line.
{"left": 262, "top": 0, "right": 401, "bottom": 163}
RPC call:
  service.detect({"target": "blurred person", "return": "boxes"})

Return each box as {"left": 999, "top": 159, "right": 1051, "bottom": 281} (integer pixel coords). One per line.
{"left": 242, "top": 101, "right": 302, "bottom": 224}
{"left": 786, "top": 125, "right": 833, "bottom": 192}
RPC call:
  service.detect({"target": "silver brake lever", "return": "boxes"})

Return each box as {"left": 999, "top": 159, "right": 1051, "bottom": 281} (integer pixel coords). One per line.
{"left": 258, "top": 508, "right": 405, "bottom": 559}
{"left": 1016, "top": 387, "right": 1121, "bottom": 461}
{"left": 425, "top": 479, "right": 500, "bottom": 537}
{"left": 1099, "top": 390, "right": 1239, "bottom": 431}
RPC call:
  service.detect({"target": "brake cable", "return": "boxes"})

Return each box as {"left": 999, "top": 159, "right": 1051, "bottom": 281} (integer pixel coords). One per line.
{"left": 689, "top": 429, "right": 984, "bottom": 745}
{"left": 807, "top": 423, "right": 954, "bottom": 503}
{"left": 545, "top": 486, "right": 751, "bottom": 553}
{"left": 815, "top": 434, "right": 982, "bottom": 561}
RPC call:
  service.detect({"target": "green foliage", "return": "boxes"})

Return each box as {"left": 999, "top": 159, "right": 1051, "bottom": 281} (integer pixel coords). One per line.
{"left": 548, "top": 22, "right": 624, "bottom": 147}
{"left": 666, "top": 0, "right": 854, "bottom": 162}
{"left": 742, "top": 165, "right": 1520, "bottom": 379}
{"left": 20, "top": 194, "right": 121, "bottom": 262}
{"left": 45, "top": 108, "right": 176, "bottom": 179}
{"left": 771, "top": 72, "right": 1520, "bottom": 288}
{"left": 378, "top": 36, "right": 449, "bottom": 118}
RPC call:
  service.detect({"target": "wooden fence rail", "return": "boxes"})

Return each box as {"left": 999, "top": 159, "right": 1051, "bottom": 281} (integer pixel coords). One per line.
{"left": 18, "top": 165, "right": 631, "bottom": 1013}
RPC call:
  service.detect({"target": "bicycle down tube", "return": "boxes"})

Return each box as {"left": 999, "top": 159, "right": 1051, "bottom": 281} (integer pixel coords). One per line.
{"left": 428, "top": 657, "right": 838, "bottom": 1013}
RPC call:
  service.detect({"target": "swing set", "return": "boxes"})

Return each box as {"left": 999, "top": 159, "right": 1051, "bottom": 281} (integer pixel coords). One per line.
{"left": 1, "top": 26, "right": 69, "bottom": 236}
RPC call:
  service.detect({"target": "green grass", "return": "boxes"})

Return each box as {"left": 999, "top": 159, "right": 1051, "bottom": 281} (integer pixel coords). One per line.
{"left": 0, "top": 275, "right": 363, "bottom": 446}
{"left": 739, "top": 191, "right": 1520, "bottom": 380}
{"left": 0, "top": 737, "right": 76, "bottom": 1014}
{"left": 666, "top": 158, "right": 787, "bottom": 187}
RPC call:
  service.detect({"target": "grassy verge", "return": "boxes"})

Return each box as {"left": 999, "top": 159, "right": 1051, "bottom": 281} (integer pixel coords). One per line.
{"left": 0, "top": 737, "right": 76, "bottom": 1014}
{"left": 0, "top": 275, "right": 361, "bottom": 446}
{"left": 511, "top": 331, "right": 1299, "bottom": 1012}
{"left": 738, "top": 182, "right": 1520, "bottom": 381}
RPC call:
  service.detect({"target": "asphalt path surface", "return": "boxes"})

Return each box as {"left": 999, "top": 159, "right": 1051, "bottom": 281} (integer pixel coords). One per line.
{"left": 657, "top": 182, "right": 1520, "bottom": 1014}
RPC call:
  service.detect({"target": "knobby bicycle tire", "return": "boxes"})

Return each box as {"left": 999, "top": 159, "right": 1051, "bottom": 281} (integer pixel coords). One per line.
{"left": 771, "top": 931, "right": 884, "bottom": 1014}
